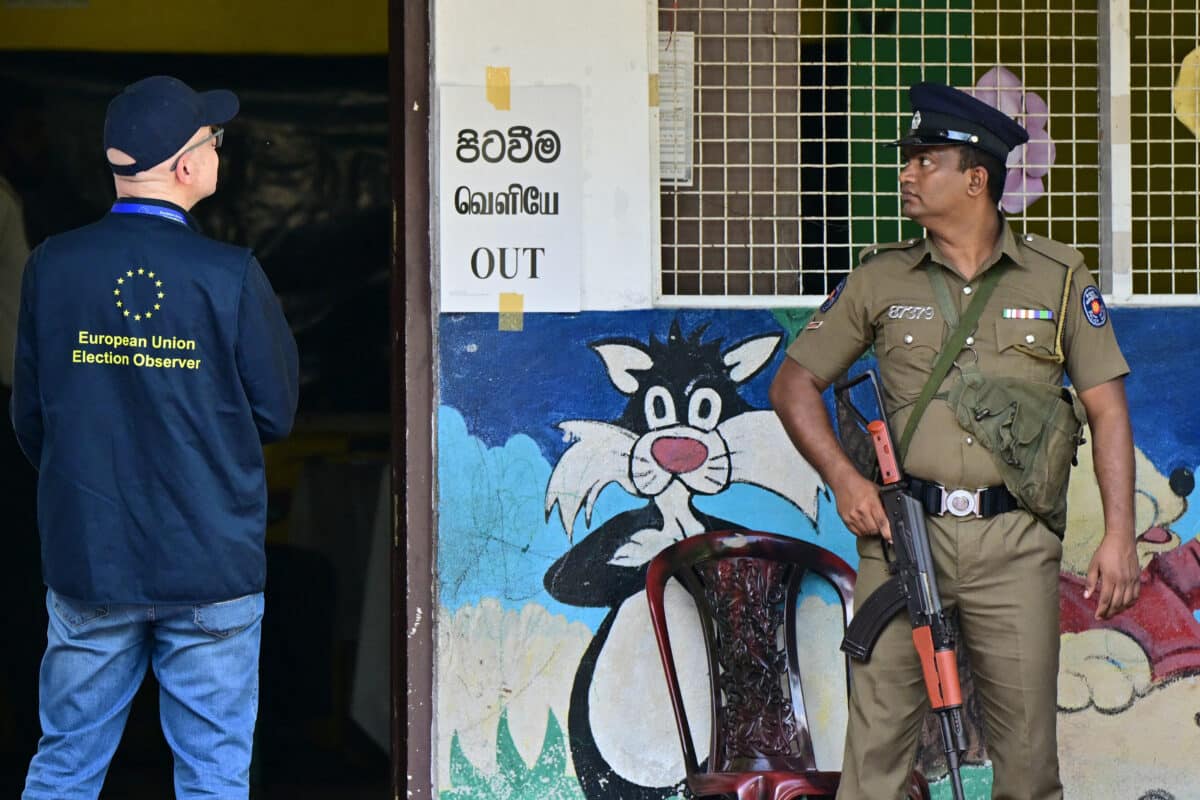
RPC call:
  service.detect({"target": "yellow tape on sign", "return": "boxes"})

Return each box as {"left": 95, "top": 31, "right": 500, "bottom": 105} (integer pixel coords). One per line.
{"left": 648, "top": 74, "right": 660, "bottom": 107}
{"left": 486, "top": 66, "right": 511, "bottom": 111}
{"left": 498, "top": 293, "right": 524, "bottom": 331}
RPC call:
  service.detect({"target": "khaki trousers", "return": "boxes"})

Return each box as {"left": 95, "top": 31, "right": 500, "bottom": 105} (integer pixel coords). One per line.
{"left": 836, "top": 511, "right": 1064, "bottom": 800}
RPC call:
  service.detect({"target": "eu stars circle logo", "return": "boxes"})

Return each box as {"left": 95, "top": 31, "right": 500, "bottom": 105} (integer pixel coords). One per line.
{"left": 113, "top": 268, "right": 166, "bottom": 322}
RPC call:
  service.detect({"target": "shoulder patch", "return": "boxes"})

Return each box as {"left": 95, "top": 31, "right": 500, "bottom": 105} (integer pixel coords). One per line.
{"left": 819, "top": 277, "right": 846, "bottom": 312}
{"left": 858, "top": 237, "right": 923, "bottom": 263}
{"left": 1081, "top": 285, "right": 1108, "bottom": 327}
{"left": 1019, "top": 233, "right": 1084, "bottom": 268}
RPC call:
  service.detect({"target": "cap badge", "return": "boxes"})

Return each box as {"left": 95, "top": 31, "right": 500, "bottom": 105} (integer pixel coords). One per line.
{"left": 911, "top": 110, "right": 922, "bottom": 130}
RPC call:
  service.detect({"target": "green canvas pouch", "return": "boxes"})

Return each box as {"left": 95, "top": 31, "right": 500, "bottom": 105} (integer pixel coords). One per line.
{"left": 945, "top": 371, "right": 1087, "bottom": 535}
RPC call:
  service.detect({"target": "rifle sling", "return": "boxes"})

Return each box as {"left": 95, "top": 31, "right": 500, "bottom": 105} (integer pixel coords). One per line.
{"left": 896, "top": 263, "right": 1005, "bottom": 463}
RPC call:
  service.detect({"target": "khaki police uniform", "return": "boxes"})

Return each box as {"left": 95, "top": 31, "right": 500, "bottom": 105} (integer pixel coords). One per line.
{"left": 786, "top": 221, "right": 1128, "bottom": 800}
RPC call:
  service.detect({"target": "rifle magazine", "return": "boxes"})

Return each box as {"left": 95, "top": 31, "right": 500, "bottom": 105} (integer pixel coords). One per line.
{"left": 840, "top": 576, "right": 907, "bottom": 661}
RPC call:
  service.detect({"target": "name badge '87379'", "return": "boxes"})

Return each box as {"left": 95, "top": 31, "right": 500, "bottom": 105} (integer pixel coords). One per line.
{"left": 887, "top": 305, "right": 935, "bottom": 321}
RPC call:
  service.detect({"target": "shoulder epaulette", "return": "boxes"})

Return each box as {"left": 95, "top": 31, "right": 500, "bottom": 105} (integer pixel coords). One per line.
{"left": 1018, "top": 232, "right": 1084, "bottom": 268}
{"left": 857, "top": 237, "right": 923, "bottom": 264}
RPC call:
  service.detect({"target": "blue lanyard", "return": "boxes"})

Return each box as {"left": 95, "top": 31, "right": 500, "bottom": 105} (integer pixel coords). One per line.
{"left": 110, "top": 201, "right": 189, "bottom": 227}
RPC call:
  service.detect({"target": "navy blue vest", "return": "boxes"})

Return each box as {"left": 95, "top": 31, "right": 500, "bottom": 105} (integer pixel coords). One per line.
{"left": 10, "top": 198, "right": 299, "bottom": 603}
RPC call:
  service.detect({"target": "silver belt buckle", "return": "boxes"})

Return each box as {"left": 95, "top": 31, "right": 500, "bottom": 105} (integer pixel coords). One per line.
{"left": 942, "top": 488, "right": 981, "bottom": 518}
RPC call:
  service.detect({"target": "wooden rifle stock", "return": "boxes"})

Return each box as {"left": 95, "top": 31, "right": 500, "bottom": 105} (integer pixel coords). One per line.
{"left": 867, "top": 419, "right": 900, "bottom": 485}
{"left": 835, "top": 371, "right": 968, "bottom": 800}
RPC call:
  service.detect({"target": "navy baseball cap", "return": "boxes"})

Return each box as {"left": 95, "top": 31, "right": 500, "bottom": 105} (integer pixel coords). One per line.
{"left": 889, "top": 81, "right": 1029, "bottom": 163}
{"left": 103, "top": 76, "right": 239, "bottom": 176}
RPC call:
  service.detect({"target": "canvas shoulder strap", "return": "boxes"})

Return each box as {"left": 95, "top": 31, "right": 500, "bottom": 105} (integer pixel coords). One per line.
{"left": 896, "top": 264, "right": 1006, "bottom": 462}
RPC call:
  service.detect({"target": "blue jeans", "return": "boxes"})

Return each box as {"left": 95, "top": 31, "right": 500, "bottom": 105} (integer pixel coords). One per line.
{"left": 23, "top": 589, "right": 264, "bottom": 800}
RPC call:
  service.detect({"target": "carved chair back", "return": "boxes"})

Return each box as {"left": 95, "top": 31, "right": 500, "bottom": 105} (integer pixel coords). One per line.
{"left": 646, "top": 530, "right": 857, "bottom": 797}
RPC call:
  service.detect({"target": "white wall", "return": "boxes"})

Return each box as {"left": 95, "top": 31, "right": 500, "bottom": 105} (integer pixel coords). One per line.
{"left": 433, "top": 0, "right": 657, "bottom": 310}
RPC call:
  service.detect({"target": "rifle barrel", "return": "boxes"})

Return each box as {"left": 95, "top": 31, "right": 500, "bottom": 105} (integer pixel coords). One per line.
{"left": 940, "top": 712, "right": 967, "bottom": 800}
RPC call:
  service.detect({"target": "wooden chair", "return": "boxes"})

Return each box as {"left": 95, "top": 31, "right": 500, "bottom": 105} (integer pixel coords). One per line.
{"left": 645, "top": 530, "right": 929, "bottom": 800}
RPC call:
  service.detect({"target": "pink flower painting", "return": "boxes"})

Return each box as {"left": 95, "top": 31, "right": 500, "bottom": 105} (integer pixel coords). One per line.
{"left": 972, "top": 66, "right": 1056, "bottom": 214}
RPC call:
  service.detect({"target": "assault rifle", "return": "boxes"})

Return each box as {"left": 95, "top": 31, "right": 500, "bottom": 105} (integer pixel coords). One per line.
{"left": 834, "top": 371, "right": 967, "bottom": 800}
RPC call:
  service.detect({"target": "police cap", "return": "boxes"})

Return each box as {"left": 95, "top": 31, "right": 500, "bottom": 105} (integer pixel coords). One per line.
{"left": 104, "top": 76, "right": 239, "bottom": 176}
{"left": 889, "top": 81, "right": 1029, "bottom": 163}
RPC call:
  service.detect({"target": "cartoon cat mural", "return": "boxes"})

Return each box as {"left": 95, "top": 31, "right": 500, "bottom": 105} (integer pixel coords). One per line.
{"left": 542, "top": 321, "right": 825, "bottom": 800}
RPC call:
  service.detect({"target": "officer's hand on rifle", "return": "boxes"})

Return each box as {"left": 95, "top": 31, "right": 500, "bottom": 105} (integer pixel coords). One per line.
{"left": 836, "top": 369, "right": 970, "bottom": 800}
{"left": 832, "top": 468, "right": 893, "bottom": 542}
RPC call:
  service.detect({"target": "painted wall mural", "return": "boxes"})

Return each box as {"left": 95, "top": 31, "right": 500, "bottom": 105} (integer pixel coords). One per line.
{"left": 437, "top": 308, "right": 1200, "bottom": 800}
{"left": 1176, "top": 46, "right": 1200, "bottom": 140}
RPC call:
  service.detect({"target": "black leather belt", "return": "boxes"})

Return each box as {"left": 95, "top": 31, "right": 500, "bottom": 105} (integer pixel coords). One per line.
{"left": 906, "top": 477, "right": 1019, "bottom": 519}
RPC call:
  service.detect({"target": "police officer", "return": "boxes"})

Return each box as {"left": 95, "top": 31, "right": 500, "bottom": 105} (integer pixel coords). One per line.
{"left": 11, "top": 76, "right": 299, "bottom": 799}
{"left": 770, "top": 82, "right": 1139, "bottom": 799}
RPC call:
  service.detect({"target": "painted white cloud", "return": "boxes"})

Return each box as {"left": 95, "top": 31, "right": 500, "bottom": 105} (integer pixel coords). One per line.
{"left": 437, "top": 598, "right": 593, "bottom": 788}
{"left": 1059, "top": 675, "right": 1200, "bottom": 799}
{"left": 794, "top": 590, "right": 851, "bottom": 771}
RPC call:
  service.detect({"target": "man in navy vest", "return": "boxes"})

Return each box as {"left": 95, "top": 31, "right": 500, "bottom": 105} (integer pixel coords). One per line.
{"left": 11, "top": 75, "right": 299, "bottom": 800}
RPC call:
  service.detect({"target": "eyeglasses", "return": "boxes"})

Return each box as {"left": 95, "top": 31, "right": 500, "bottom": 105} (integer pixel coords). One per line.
{"left": 169, "top": 126, "right": 224, "bottom": 172}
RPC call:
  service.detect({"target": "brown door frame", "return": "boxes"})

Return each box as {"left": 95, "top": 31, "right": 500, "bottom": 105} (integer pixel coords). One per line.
{"left": 391, "top": 1, "right": 433, "bottom": 799}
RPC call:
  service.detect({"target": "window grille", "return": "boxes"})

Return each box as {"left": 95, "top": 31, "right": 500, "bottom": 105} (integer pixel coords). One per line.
{"left": 1130, "top": 0, "right": 1200, "bottom": 297}
{"left": 655, "top": 1, "right": 1198, "bottom": 305}
{"left": 657, "top": 2, "right": 853, "bottom": 301}
{"left": 971, "top": 1, "right": 1101, "bottom": 280}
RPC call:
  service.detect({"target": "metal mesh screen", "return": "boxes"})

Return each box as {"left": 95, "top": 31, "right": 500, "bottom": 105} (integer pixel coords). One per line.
{"left": 971, "top": 1, "right": 1101, "bottom": 277}
{"left": 1131, "top": 1, "right": 1200, "bottom": 296}
{"left": 657, "top": 2, "right": 851, "bottom": 299}
{"left": 656, "top": 1, "right": 1104, "bottom": 304}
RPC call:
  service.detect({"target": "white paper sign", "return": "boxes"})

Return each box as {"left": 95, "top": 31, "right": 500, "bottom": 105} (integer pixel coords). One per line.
{"left": 658, "top": 31, "right": 694, "bottom": 185}
{"left": 438, "top": 85, "right": 582, "bottom": 312}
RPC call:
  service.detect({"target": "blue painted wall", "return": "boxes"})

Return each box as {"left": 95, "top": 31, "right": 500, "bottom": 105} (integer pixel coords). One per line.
{"left": 435, "top": 307, "right": 1200, "bottom": 800}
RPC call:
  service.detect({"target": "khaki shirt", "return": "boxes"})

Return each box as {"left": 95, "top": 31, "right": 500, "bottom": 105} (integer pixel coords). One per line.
{"left": 787, "top": 221, "right": 1129, "bottom": 488}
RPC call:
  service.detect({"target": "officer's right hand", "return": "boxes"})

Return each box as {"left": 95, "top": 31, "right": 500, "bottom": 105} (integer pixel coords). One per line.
{"left": 833, "top": 471, "right": 892, "bottom": 541}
